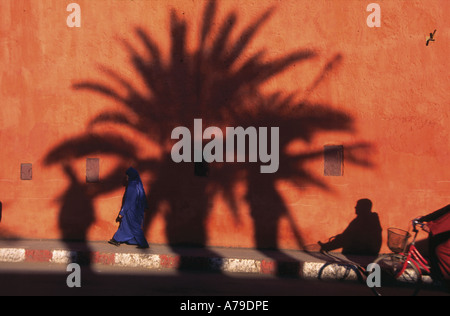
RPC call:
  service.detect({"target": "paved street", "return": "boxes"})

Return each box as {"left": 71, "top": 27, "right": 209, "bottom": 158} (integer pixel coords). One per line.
{"left": 0, "top": 261, "right": 448, "bottom": 298}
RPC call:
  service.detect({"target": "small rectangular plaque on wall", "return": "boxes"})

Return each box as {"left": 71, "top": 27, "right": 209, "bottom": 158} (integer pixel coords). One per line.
{"left": 324, "top": 145, "right": 344, "bottom": 176}
{"left": 20, "top": 163, "right": 32, "bottom": 180}
{"left": 86, "top": 158, "right": 100, "bottom": 183}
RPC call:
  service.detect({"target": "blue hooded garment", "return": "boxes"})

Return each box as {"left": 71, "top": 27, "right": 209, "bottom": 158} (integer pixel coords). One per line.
{"left": 113, "top": 167, "right": 149, "bottom": 248}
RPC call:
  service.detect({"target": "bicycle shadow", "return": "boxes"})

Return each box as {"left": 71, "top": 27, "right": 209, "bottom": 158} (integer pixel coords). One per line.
{"left": 302, "top": 243, "right": 372, "bottom": 283}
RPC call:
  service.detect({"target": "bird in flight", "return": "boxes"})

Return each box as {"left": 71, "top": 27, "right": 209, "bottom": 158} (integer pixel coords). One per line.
{"left": 426, "top": 29, "right": 436, "bottom": 46}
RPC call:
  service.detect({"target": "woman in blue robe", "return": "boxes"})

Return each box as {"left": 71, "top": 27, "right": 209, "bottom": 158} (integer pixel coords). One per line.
{"left": 109, "top": 167, "right": 149, "bottom": 248}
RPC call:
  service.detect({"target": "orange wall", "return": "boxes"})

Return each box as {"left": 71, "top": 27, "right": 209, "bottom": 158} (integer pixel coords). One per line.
{"left": 0, "top": 0, "right": 449, "bottom": 253}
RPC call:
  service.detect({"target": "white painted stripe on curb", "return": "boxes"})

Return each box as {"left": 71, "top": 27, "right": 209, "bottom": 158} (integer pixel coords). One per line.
{"left": 51, "top": 250, "right": 77, "bottom": 264}
{"left": 0, "top": 248, "right": 25, "bottom": 262}
{"left": 302, "top": 262, "right": 359, "bottom": 280}
{"left": 221, "top": 258, "right": 261, "bottom": 273}
{"left": 115, "top": 253, "right": 161, "bottom": 269}
{"left": 302, "top": 262, "right": 323, "bottom": 279}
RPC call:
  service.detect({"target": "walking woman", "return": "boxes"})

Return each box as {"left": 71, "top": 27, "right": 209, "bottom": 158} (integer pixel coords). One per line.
{"left": 109, "top": 167, "right": 149, "bottom": 248}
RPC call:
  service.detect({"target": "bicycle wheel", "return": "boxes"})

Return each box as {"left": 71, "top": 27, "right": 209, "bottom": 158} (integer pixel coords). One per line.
{"left": 371, "top": 254, "right": 422, "bottom": 296}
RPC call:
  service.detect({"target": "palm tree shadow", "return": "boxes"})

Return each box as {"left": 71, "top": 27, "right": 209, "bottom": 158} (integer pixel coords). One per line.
{"left": 44, "top": 0, "right": 374, "bottom": 275}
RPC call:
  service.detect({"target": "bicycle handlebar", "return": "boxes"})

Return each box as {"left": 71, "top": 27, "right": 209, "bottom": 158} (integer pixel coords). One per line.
{"left": 412, "top": 219, "right": 426, "bottom": 232}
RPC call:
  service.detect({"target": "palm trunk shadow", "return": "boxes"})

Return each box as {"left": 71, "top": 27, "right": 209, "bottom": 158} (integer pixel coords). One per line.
{"left": 58, "top": 164, "right": 94, "bottom": 270}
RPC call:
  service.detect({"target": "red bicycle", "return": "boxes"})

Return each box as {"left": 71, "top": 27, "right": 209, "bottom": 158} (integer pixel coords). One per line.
{"left": 372, "top": 219, "right": 432, "bottom": 296}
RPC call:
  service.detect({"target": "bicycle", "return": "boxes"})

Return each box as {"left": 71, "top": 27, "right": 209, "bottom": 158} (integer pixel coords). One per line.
{"left": 312, "top": 240, "right": 381, "bottom": 296}
{"left": 371, "top": 219, "right": 432, "bottom": 296}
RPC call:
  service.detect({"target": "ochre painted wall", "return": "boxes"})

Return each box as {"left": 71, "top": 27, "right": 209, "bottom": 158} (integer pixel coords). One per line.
{"left": 0, "top": 0, "right": 449, "bottom": 253}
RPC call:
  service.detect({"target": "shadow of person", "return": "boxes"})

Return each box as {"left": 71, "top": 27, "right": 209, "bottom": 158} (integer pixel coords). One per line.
{"left": 58, "top": 164, "right": 95, "bottom": 268}
{"left": 319, "top": 199, "right": 382, "bottom": 264}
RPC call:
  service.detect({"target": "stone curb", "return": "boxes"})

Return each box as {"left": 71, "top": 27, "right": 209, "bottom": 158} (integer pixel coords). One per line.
{"left": 0, "top": 246, "right": 364, "bottom": 281}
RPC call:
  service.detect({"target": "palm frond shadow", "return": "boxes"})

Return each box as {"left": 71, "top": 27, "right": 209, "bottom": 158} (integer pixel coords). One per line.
{"left": 44, "top": 0, "right": 374, "bottom": 274}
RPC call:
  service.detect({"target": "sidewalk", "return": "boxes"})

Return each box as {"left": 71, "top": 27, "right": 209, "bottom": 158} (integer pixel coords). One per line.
{"left": 0, "top": 239, "right": 378, "bottom": 282}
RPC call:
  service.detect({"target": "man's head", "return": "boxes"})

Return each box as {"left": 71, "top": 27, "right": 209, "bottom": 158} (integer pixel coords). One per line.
{"left": 355, "top": 198, "right": 372, "bottom": 215}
